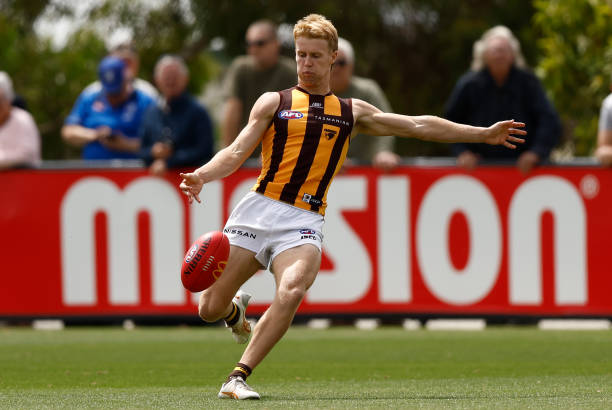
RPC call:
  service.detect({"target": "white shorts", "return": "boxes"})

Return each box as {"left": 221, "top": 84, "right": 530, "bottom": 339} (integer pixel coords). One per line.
{"left": 223, "top": 192, "right": 324, "bottom": 269}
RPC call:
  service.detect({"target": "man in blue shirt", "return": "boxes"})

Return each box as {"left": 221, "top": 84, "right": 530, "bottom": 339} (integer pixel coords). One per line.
{"left": 62, "top": 56, "right": 154, "bottom": 160}
{"left": 139, "top": 55, "right": 214, "bottom": 176}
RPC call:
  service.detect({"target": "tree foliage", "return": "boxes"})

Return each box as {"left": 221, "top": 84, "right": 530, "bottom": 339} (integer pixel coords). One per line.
{"left": 1, "top": 0, "right": 220, "bottom": 159}
{"left": 2, "top": 0, "right": 544, "bottom": 159}
{"left": 533, "top": 0, "right": 612, "bottom": 156}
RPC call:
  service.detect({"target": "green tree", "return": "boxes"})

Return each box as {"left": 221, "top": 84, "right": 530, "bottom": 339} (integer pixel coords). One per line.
{"left": 534, "top": 0, "right": 612, "bottom": 156}
{"left": 0, "top": 2, "right": 105, "bottom": 159}
{"left": 2, "top": 0, "right": 221, "bottom": 160}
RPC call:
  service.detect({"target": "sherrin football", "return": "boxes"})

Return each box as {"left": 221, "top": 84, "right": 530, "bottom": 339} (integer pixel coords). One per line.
{"left": 181, "top": 231, "right": 230, "bottom": 292}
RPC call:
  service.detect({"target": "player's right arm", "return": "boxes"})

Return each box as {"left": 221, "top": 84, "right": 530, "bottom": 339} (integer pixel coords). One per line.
{"left": 180, "top": 92, "right": 279, "bottom": 203}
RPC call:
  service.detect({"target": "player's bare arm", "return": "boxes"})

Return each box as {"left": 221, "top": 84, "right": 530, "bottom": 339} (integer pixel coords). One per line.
{"left": 180, "top": 91, "right": 280, "bottom": 203}
{"left": 352, "top": 98, "right": 526, "bottom": 148}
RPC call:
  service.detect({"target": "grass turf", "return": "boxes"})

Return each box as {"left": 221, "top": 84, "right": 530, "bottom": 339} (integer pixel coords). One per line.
{"left": 0, "top": 325, "right": 610, "bottom": 408}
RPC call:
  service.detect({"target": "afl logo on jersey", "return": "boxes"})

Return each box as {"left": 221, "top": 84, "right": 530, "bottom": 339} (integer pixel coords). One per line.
{"left": 279, "top": 110, "right": 304, "bottom": 120}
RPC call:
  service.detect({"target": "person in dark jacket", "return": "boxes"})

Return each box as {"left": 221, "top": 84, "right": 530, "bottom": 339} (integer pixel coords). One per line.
{"left": 140, "top": 55, "right": 214, "bottom": 176}
{"left": 445, "top": 25, "right": 561, "bottom": 173}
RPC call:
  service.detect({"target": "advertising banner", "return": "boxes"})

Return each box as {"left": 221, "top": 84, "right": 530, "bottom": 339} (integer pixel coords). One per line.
{"left": 1, "top": 166, "right": 610, "bottom": 318}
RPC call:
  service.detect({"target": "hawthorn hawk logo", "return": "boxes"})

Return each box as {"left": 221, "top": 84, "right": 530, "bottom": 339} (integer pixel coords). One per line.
{"left": 324, "top": 128, "right": 337, "bottom": 139}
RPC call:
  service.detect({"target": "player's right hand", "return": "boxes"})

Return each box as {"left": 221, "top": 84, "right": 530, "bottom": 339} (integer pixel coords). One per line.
{"left": 483, "top": 120, "right": 526, "bottom": 148}
{"left": 179, "top": 172, "right": 203, "bottom": 204}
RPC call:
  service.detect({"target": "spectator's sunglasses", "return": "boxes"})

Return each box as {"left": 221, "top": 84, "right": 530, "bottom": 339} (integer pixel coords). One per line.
{"left": 246, "top": 38, "right": 273, "bottom": 48}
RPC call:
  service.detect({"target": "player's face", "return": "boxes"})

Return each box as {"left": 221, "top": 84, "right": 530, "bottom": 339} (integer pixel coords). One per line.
{"left": 295, "top": 37, "right": 337, "bottom": 88}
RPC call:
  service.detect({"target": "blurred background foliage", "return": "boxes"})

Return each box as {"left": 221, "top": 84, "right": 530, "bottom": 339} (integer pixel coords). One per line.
{"left": 533, "top": 0, "right": 612, "bottom": 158}
{"left": 1, "top": 0, "right": 611, "bottom": 159}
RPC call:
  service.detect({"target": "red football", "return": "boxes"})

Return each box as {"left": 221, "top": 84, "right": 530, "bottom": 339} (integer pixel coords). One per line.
{"left": 181, "top": 231, "right": 230, "bottom": 292}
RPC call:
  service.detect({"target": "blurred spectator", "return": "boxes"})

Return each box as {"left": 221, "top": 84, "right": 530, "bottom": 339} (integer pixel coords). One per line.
{"left": 84, "top": 42, "right": 159, "bottom": 99}
{"left": 595, "top": 78, "right": 612, "bottom": 166}
{"left": 61, "top": 56, "right": 154, "bottom": 160}
{"left": 139, "top": 55, "right": 214, "bottom": 176}
{"left": 0, "top": 72, "right": 41, "bottom": 170}
{"left": 445, "top": 25, "right": 561, "bottom": 173}
{"left": 221, "top": 19, "right": 297, "bottom": 155}
{"left": 331, "top": 38, "right": 399, "bottom": 171}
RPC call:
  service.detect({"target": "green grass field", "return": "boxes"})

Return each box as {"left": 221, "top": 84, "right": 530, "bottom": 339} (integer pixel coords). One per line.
{"left": 0, "top": 325, "right": 610, "bottom": 409}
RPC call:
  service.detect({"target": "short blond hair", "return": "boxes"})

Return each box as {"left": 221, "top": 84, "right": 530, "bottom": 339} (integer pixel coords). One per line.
{"left": 293, "top": 14, "right": 338, "bottom": 52}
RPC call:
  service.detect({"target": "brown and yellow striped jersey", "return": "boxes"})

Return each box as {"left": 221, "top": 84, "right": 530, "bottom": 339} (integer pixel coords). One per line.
{"left": 252, "top": 86, "right": 354, "bottom": 215}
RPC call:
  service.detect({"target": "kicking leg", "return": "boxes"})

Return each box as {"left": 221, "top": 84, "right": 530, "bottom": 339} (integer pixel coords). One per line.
{"left": 198, "top": 244, "right": 262, "bottom": 323}
{"left": 218, "top": 244, "right": 320, "bottom": 400}
{"left": 239, "top": 244, "right": 321, "bottom": 370}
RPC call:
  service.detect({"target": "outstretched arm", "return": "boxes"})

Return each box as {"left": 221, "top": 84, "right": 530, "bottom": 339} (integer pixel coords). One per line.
{"left": 353, "top": 99, "right": 526, "bottom": 148}
{"left": 180, "top": 92, "right": 279, "bottom": 203}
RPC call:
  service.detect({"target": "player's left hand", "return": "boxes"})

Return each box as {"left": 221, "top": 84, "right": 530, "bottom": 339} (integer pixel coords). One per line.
{"left": 484, "top": 120, "right": 526, "bottom": 148}
{"left": 179, "top": 172, "right": 204, "bottom": 204}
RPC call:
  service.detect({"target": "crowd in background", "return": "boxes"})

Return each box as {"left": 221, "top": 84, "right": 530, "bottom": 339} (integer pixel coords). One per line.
{"left": 2, "top": 19, "right": 612, "bottom": 174}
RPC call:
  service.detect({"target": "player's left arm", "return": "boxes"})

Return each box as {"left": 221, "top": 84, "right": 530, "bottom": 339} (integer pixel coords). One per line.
{"left": 352, "top": 98, "right": 526, "bottom": 148}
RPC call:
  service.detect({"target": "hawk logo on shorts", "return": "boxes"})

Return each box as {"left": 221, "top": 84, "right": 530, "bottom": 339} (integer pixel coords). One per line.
{"left": 324, "top": 128, "right": 337, "bottom": 139}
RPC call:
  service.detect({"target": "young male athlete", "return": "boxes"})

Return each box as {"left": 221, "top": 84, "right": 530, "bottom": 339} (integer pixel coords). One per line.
{"left": 179, "top": 14, "right": 526, "bottom": 400}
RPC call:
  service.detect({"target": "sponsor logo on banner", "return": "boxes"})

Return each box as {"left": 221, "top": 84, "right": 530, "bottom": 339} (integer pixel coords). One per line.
{"left": 20, "top": 169, "right": 595, "bottom": 316}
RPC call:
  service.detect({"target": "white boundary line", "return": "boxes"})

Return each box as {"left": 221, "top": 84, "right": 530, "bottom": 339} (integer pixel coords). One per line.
{"left": 538, "top": 319, "right": 611, "bottom": 330}
{"left": 426, "top": 319, "right": 486, "bottom": 331}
